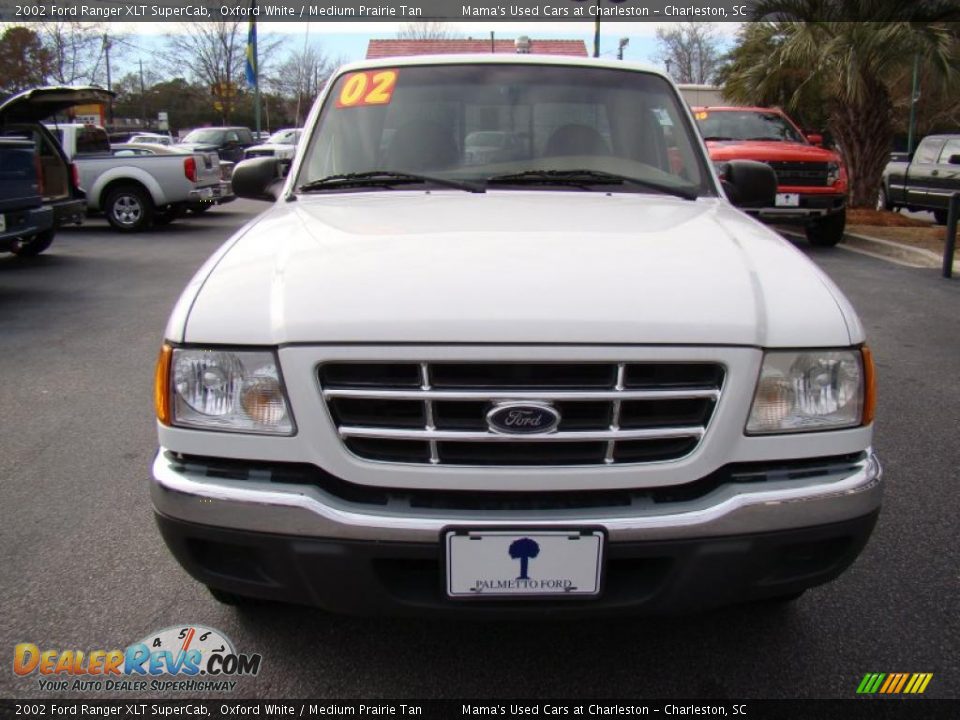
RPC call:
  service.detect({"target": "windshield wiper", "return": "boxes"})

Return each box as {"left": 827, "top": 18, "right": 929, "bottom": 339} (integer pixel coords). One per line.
{"left": 298, "top": 171, "right": 484, "bottom": 194}
{"left": 702, "top": 136, "right": 736, "bottom": 141}
{"left": 486, "top": 169, "right": 698, "bottom": 201}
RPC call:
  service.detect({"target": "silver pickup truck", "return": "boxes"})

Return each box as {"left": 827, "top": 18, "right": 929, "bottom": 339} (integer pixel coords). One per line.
{"left": 48, "top": 121, "right": 223, "bottom": 232}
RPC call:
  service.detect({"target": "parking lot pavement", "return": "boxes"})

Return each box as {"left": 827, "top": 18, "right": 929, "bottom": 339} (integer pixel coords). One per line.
{"left": 1, "top": 205, "right": 957, "bottom": 700}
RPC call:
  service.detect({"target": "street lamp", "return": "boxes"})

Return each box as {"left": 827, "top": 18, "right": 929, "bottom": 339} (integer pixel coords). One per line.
{"left": 617, "top": 37, "right": 629, "bottom": 60}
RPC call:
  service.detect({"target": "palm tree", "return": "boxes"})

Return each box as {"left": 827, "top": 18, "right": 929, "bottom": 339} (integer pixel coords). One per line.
{"left": 722, "top": 1, "right": 958, "bottom": 207}
{"left": 508, "top": 538, "right": 540, "bottom": 580}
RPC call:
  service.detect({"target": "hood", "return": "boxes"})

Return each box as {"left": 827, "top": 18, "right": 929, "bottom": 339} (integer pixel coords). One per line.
{"left": 706, "top": 140, "right": 840, "bottom": 164}
{"left": 174, "top": 142, "right": 218, "bottom": 152}
{"left": 180, "top": 192, "right": 855, "bottom": 347}
{"left": 0, "top": 86, "right": 114, "bottom": 123}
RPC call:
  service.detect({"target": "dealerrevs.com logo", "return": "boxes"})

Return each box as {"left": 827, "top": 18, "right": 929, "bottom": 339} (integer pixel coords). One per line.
{"left": 13, "top": 625, "right": 261, "bottom": 693}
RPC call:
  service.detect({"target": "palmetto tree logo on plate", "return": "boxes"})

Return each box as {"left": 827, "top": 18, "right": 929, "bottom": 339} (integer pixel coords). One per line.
{"left": 508, "top": 537, "right": 540, "bottom": 580}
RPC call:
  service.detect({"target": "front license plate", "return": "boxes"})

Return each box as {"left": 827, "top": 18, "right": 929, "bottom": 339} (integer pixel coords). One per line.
{"left": 446, "top": 530, "right": 603, "bottom": 598}
{"left": 775, "top": 192, "right": 800, "bottom": 207}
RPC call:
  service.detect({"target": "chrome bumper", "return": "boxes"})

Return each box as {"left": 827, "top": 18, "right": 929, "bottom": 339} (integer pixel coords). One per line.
{"left": 150, "top": 450, "right": 882, "bottom": 544}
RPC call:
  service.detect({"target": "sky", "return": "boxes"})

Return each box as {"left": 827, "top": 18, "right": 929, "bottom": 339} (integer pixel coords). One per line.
{"left": 104, "top": 21, "right": 739, "bottom": 78}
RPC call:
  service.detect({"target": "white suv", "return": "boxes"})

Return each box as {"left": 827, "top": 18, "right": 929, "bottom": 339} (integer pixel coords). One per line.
{"left": 151, "top": 55, "right": 880, "bottom": 615}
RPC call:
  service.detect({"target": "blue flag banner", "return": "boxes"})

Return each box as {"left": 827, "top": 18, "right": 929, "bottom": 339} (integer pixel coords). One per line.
{"left": 245, "top": 5, "right": 257, "bottom": 89}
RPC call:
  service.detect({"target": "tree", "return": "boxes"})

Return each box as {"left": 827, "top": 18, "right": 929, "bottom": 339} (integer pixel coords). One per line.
{"left": 165, "top": 22, "right": 246, "bottom": 124}
{"left": 38, "top": 21, "right": 104, "bottom": 86}
{"left": 396, "top": 22, "right": 460, "bottom": 40}
{"left": 721, "top": 2, "right": 959, "bottom": 207}
{"left": 654, "top": 22, "right": 722, "bottom": 84}
{"left": 508, "top": 538, "right": 540, "bottom": 581}
{"left": 269, "top": 42, "right": 339, "bottom": 127}
{"left": 0, "top": 26, "right": 53, "bottom": 97}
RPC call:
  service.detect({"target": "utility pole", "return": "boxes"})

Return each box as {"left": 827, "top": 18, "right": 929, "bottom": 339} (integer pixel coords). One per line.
{"left": 593, "top": 0, "right": 600, "bottom": 58}
{"left": 139, "top": 59, "right": 147, "bottom": 128}
{"left": 102, "top": 33, "right": 113, "bottom": 127}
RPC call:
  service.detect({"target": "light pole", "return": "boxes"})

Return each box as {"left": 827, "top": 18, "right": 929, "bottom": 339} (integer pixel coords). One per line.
{"left": 907, "top": 54, "right": 920, "bottom": 155}
{"left": 617, "top": 37, "right": 629, "bottom": 60}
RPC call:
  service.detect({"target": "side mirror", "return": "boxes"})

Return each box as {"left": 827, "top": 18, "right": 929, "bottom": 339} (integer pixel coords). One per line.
{"left": 806, "top": 133, "right": 824, "bottom": 147}
{"left": 232, "top": 157, "right": 290, "bottom": 201}
{"left": 719, "top": 160, "right": 777, "bottom": 209}
{"left": 949, "top": 154, "right": 960, "bottom": 165}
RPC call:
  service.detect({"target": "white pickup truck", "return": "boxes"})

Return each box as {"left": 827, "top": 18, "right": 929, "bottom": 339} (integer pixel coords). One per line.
{"left": 152, "top": 55, "right": 881, "bottom": 616}
{"left": 48, "top": 122, "right": 223, "bottom": 231}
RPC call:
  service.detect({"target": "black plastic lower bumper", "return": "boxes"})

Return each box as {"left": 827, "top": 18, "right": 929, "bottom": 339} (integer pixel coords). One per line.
{"left": 156, "top": 511, "right": 879, "bottom": 617}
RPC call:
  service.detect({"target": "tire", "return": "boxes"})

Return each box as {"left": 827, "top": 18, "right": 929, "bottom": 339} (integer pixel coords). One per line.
{"left": 10, "top": 228, "right": 55, "bottom": 257}
{"left": 876, "top": 185, "right": 892, "bottom": 211}
{"left": 153, "top": 203, "right": 186, "bottom": 226}
{"left": 104, "top": 185, "right": 152, "bottom": 232}
{"left": 805, "top": 210, "right": 846, "bottom": 247}
{"left": 933, "top": 209, "right": 948, "bottom": 225}
{"left": 753, "top": 589, "right": 806, "bottom": 607}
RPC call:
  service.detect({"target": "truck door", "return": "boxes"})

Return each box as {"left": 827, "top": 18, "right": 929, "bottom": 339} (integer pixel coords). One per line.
{"left": 930, "top": 138, "right": 960, "bottom": 211}
{"left": 907, "top": 136, "right": 945, "bottom": 208}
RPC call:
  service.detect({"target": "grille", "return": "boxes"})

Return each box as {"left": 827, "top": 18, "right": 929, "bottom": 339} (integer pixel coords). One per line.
{"left": 767, "top": 161, "right": 830, "bottom": 187}
{"left": 319, "top": 362, "right": 724, "bottom": 466}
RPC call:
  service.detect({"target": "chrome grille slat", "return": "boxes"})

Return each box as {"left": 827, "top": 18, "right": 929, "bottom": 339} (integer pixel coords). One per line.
{"left": 323, "top": 388, "right": 720, "bottom": 401}
{"left": 339, "top": 426, "right": 705, "bottom": 442}
{"left": 320, "top": 361, "right": 723, "bottom": 466}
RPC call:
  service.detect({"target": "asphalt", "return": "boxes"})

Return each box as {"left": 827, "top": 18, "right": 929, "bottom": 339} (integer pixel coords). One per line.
{"left": 1, "top": 200, "right": 957, "bottom": 701}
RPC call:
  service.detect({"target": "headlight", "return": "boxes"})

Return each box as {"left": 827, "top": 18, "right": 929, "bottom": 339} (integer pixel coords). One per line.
{"left": 164, "top": 348, "right": 294, "bottom": 434}
{"left": 826, "top": 162, "right": 841, "bottom": 185}
{"left": 747, "top": 349, "right": 870, "bottom": 434}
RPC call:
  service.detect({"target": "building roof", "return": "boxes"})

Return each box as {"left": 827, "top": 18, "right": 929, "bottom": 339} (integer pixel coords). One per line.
{"left": 366, "top": 39, "right": 589, "bottom": 59}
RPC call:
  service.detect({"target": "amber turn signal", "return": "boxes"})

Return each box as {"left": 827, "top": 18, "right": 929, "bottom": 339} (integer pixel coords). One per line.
{"left": 861, "top": 345, "right": 876, "bottom": 426}
{"left": 154, "top": 344, "right": 173, "bottom": 425}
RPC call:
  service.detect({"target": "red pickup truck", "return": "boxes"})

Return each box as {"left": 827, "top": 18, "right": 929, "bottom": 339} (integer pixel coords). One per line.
{"left": 693, "top": 106, "right": 848, "bottom": 246}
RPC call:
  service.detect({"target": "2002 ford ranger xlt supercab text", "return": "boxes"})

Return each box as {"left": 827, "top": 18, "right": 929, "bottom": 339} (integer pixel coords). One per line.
{"left": 152, "top": 56, "right": 881, "bottom": 616}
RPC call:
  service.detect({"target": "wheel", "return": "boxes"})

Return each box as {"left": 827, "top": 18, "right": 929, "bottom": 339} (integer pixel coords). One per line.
{"left": 805, "top": 210, "right": 845, "bottom": 247}
{"left": 10, "top": 229, "right": 55, "bottom": 257}
{"left": 876, "top": 185, "right": 892, "bottom": 211}
{"left": 933, "top": 209, "right": 948, "bottom": 225}
{"left": 760, "top": 589, "right": 806, "bottom": 605}
{"left": 153, "top": 204, "right": 186, "bottom": 226}
{"left": 207, "top": 586, "right": 262, "bottom": 606}
{"left": 104, "top": 185, "right": 152, "bottom": 232}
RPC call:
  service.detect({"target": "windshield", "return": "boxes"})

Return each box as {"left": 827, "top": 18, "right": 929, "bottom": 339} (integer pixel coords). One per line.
{"left": 296, "top": 64, "right": 710, "bottom": 195}
{"left": 268, "top": 129, "right": 300, "bottom": 145}
{"left": 695, "top": 110, "right": 806, "bottom": 143}
{"left": 182, "top": 129, "right": 223, "bottom": 144}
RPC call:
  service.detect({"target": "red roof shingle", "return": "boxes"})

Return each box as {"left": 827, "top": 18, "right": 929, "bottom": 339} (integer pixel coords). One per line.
{"left": 366, "top": 39, "right": 589, "bottom": 59}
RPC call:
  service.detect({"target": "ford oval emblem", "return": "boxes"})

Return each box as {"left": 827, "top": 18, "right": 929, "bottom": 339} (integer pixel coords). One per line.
{"left": 486, "top": 402, "right": 561, "bottom": 435}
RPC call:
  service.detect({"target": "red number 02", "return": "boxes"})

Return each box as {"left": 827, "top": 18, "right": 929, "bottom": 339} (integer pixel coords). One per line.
{"left": 337, "top": 70, "right": 398, "bottom": 108}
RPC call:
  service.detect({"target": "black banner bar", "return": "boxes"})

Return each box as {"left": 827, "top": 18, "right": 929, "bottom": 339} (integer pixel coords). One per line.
{"left": 1, "top": 0, "right": 959, "bottom": 23}
{"left": 1, "top": 700, "right": 958, "bottom": 720}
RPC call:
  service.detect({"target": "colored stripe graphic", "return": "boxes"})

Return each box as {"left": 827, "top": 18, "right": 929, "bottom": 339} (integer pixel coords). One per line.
{"left": 857, "top": 672, "right": 932, "bottom": 694}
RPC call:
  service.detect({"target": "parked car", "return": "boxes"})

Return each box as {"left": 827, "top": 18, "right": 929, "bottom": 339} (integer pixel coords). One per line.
{"left": 244, "top": 128, "right": 303, "bottom": 160}
{"left": 153, "top": 56, "right": 880, "bottom": 615}
{"left": 879, "top": 134, "right": 960, "bottom": 223}
{"left": 46, "top": 122, "right": 223, "bottom": 231}
{"left": 0, "top": 137, "right": 54, "bottom": 257}
{"left": 128, "top": 132, "right": 174, "bottom": 146}
{"left": 177, "top": 126, "right": 255, "bottom": 164}
{"left": 0, "top": 87, "right": 92, "bottom": 251}
{"left": 693, "top": 106, "right": 848, "bottom": 246}
{"left": 111, "top": 143, "right": 235, "bottom": 213}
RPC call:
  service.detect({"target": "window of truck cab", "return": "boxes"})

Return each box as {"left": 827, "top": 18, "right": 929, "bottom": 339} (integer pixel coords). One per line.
{"left": 297, "top": 63, "right": 712, "bottom": 195}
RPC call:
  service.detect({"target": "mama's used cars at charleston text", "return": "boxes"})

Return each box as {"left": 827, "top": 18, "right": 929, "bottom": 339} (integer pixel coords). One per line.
{"left": 151, "top": 55, "right": 880, "bottom": 615}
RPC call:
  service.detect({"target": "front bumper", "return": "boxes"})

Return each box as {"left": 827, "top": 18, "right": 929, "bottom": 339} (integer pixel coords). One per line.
{"left": 151, "top": 450, "right": 881, "bottom": 614}
{"left": 748, "top": 193, "right": 846, "bottom": 223}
